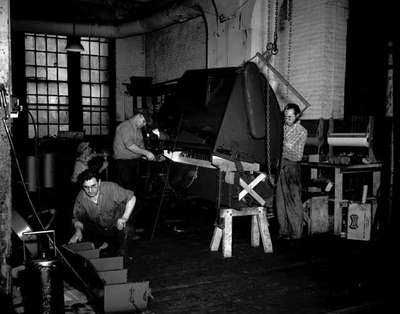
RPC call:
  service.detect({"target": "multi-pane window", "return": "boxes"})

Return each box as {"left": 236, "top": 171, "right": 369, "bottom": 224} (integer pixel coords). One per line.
{"left": 25, "top": 33, "right": 69, "bottom": 138}
{"left": 80, "top": 37, "right": 110, "bottom": 135}
{"left": 24, "top": 33, "right": 111, "bottom": 138}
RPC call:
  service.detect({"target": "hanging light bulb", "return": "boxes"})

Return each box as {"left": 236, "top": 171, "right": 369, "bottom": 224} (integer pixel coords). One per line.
{"left": 65, "top": 24, "right": 84, "bottom": 53}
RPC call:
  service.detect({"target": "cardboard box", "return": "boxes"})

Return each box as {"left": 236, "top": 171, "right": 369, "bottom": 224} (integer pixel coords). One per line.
{"left": 76, "top": 249, "right": 100, "bottom": 259}
{"left": 89, "top": 256, "right": 124, "bottom": 271}
{"left": 98, "top": 269, "right": 128, "bottom": 285}
{"left": 347, "top": 202, "right": 371, "bottom": 241}
{"left": 104, "top": 281, "right": 151, "bottom": 313}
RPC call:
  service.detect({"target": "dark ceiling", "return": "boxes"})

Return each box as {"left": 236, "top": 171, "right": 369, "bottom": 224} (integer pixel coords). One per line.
{"left": 11, "top": 0, "right": 184, "bottom": 24}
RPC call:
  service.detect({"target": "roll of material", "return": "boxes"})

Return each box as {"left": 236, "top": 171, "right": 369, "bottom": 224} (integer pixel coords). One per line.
{"left": 43, "top": 153, "right": 56, "bottom": 188}
{"left": 327, "top": 133, "right": 369, "bottom": 147}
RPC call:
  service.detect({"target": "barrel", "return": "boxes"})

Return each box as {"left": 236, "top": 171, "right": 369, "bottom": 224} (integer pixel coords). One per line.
{"left": 22, "top": 259, "right": 64, "bottom": 314}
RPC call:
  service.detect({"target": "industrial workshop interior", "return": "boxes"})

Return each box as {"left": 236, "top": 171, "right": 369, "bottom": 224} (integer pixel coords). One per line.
{"left": 0, "top": 0, "right": 398, "bottom": 313}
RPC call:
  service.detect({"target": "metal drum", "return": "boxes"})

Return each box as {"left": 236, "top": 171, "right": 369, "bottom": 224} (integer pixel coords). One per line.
{"left": 22, "top": 258, "right": 64, "bottom": 314}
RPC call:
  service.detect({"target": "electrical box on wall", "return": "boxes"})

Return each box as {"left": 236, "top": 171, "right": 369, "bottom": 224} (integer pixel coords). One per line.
{"left": 0, "top": 83, "right": 21, "bottom": 119}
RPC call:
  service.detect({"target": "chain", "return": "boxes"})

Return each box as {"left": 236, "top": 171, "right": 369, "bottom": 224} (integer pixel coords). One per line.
{"left": 273, "top": 0, "right": 279, "bottom": 54}
{"left": 265, "top": 77, "right": 274, "bottom": 186}
{"left": 266, "top": 0, "right": 279, "bottom": 55}
{"left": 264, "top": 49, "right": 274, "bottom": 187}
{"left": 264, "top": 0, "right": 278, "bottom": 186}
{"left": 286, "top": 0, "right": 293, "bottom": 97}
{"left": 267, "top": 0, "right": 272, "bottom": 45}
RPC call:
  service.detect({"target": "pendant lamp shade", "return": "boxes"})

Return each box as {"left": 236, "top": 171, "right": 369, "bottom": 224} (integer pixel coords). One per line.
{"left": 66, "top": 36, "right": 84, "bottom": 52}
{"left": 65, "top": 24, "right": 84, "bottom": 53}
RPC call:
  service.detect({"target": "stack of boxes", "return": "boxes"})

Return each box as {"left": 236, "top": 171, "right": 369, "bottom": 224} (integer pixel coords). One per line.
{"left": 64, "top": 242, "right": 151, "bottom": 313}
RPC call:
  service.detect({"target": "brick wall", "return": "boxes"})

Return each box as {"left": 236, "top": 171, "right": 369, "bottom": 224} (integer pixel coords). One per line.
{"left": 145, "top": 17, "right": 206, "bottom": 83}
{"left": 202, "top": 0, "right": 348, "bottom": 119}
{"left": 114, "top": 17, "right": 206, "bottom": 120}
{"left": 114, "top": 0, "right": 349, "bottom": 120}
{"left": 115, "top": 36, "right": 146, "bottom": 121}
{"left": 270, "top": 0, "right": 348, "bottom": 119}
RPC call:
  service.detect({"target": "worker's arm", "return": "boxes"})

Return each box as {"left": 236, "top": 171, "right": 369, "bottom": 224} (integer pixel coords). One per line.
{"left": 127, "top": 143, "right": 155, "bottom": 160}
{"left": 69, "top": 201, "right": 85, "bottom": 243}
{"left": 69, "top": 220, "right": 84, "bottom": 243}
{"left": 117, "top": 195, "right": 136, "bottom": 230}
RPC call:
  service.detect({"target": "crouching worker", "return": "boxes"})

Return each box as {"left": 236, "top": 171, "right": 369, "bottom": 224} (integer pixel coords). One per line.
{"left": 69, "top": 169, "right": 136, "bottom": 258}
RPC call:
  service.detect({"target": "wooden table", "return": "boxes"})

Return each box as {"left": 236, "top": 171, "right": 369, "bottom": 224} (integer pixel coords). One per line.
{"left": 300, "top": 161, "right": 382, "bottom": 235}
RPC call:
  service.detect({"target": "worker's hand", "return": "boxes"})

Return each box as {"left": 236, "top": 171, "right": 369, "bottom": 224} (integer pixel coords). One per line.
{"left": 117, "top": 217, "right": 127, "bottom": 231}
{"left": 145, "top": 151, "right": 155, "bottom": 161}
{"left": 69, "top": 230, "right": 82, "bottom": 243}
{"left": 100, "top": 160, "right": 109, "bottom": 171}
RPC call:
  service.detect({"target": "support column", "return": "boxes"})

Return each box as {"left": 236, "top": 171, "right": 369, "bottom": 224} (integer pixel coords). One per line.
{"left": 0, "top": 0, "right": 12, "bottom": 295}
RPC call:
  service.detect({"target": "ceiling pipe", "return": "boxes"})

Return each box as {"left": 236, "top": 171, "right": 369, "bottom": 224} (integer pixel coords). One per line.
{"left": 11, "top": 0, "right": 202, "bottom": 38}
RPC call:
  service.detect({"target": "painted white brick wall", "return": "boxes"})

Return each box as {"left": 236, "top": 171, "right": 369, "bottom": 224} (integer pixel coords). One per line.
{"left": 115, "top": 36, "right": 145, "bottom": 121}
{"left": 273, "top": 0, "right": 348, "bottom": 119}
{"left": 114, "top": 0, "right": 348, "bottom": 120}
{"left": 145, "top": 17, "right": 206, "bottom": 83}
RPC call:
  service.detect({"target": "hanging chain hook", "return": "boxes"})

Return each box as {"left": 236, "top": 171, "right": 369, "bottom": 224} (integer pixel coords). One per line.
{"left": 272, "top": 33, "right": 279, "bottom": 55}
{"left": 266, "top": 0, "right": 279, "bottom": 55}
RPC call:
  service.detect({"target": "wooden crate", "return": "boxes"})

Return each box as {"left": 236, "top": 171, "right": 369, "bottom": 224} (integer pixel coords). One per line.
{"left": 347, "top": 202, "right": 371, "bottom": 241}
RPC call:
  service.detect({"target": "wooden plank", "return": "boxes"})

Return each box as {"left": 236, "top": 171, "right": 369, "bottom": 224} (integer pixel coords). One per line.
{"left": 212, "top": 156, "right": 260, "bottom": 172}
{"left": 89, "top": 256, "right": 124, "bottom": 272}
{"left": 210, "top": 226, "right": 222, "bottom": 252}
{"left": 226, "top": 207, "right": 260, "bottom": 217}
{"left": 372, "top": 170, "right": 381, "bottom": 222}
{"left": 257, "top": 209, "right": 273, "bottom": 253}
{"left": 98, "top": 269, "right": 128, "bottom": 285}
{"left": 334, "top": 168, "right": 343, "bottom": 235}
{"left": 222, "top": 210, "right": 232, "bottom": 258}
{"left": 250, "top": 215, "right": 260, "bottom": 247}
{"left": 238, "top": 174, "right": 266, "bottom": 205}
{"left": 300, "top": 161, "right": 383, "bottom": 171}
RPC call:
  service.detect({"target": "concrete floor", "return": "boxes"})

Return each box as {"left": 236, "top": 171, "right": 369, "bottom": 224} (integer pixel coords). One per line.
{"left": 11, "top": 175, "right": 394, "bottom": 313}
{"left": 123, "top": 207, "right": 393, "bottom": 314}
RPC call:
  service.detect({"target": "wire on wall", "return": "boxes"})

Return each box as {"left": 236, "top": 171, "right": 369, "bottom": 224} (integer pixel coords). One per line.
{"left": 0, "top": 86, "right": 96, "bottom": 300}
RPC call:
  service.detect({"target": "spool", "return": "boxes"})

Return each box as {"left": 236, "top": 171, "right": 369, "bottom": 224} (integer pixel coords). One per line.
{"left": 22, "top": 259, "right": 65, "bottom": 314}
{"left": 327, "top": 133, "right": 369, "bottom": 147}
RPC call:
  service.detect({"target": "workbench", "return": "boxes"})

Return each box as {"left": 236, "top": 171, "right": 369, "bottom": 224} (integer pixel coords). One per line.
{"left": 300, "top": 161, "right": 382, "bottom": 235}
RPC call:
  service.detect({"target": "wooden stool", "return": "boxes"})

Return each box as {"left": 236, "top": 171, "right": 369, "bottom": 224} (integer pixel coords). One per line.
{"left": 210, "top": 206, "right": 273, "bottom": 258}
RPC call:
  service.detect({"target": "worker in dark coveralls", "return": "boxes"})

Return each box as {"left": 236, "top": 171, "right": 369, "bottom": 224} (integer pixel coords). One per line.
{"left": 276, "top": 103, "right": 308, "bottom": 239}
{"left": 69, "top": 169, "right": 136, "bottom": 256}
{"left": 112, "top": 112, "right": 155, "bottom": 193}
